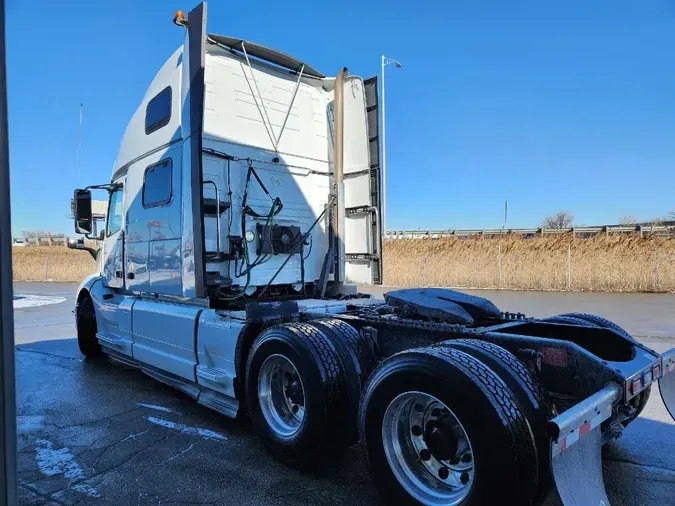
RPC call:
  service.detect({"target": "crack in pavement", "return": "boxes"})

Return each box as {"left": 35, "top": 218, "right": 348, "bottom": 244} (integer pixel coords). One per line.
{"left": 51, "top": 406, "right": 143, "bottom": 431}
{"left": 164, "top": 443, "right": 194, "bottom": 463}
{"left": 21, "top": 482, "right": 71, "bottom": 506}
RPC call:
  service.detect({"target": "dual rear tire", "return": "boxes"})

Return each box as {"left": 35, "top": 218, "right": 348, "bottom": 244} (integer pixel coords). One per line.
{"left": 246, "top": 322, "right": 551, "bottom": 505}
{"left": 360, "top": 344, "right": 547, "bottom": 506}
{"left": 245, "top": 320, "right": 375, "bottom": 467}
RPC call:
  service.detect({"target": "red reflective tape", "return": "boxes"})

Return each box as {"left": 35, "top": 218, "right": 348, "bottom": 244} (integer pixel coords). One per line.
{"left": 542, "top": 347, "right": 568, "bottom": 367}
{"left": 561, "top": 438, "right": 567, "bottom": 452}
{"left": 579, "top": 421, "right": 591, "bottom": 437}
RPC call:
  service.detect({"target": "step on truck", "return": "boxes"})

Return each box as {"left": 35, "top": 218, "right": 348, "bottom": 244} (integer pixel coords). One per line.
{"left": 70, "top": 4, "right": 675, "bottom": 505}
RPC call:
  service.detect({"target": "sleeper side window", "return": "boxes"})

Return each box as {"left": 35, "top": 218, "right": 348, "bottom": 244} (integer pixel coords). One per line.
{"left": 145, "top": 86, "right": 171, "bottom": 134}
{"left": 106, "top": 188, "right": 124, "bottom": 236}
{"left": 143, "top": 159, "right": 173, "bottom": 208}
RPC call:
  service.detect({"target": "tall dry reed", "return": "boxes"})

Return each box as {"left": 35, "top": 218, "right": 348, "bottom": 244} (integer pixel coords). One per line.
{"left": 12, "top": 247, "right": 96, "bottom": 282}
{"left": 383, "top": 235, "right": 675, "bottom": 292}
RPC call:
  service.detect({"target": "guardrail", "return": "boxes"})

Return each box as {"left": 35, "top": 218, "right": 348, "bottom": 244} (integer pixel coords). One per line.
{"left": 385, "top": 224, "right": 675, "bottom": 239}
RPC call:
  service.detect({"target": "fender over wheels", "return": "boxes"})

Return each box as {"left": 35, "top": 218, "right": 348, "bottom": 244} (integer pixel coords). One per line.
{"left": 76, "top": 295, "right": 102, "bottom": 357}
{"left": 360, "top": 346, "right": 539, "bottom": 506}
{"left": 548, "top": 312, "right": 651, "bottom": 424}
{"left": 245, "top": 322, "right": 350, "bottom": 468}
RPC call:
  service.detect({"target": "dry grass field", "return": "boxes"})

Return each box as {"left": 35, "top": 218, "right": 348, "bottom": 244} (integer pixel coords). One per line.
{"left": 383, "top": 235, "right": 675, "bottom": 292}
{"left": 12, "top": 235, "right": 675, "bottom": 292}
{"left": 12, "top": 247, "right": 96, "bottom": 282}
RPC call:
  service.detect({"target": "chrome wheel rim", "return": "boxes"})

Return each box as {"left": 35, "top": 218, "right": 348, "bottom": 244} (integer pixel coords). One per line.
{"left": 258, "top": 354, "right": 306, "bottom": 438}
{"left": 382, "top": 391, "right": 474, "bottom": 506}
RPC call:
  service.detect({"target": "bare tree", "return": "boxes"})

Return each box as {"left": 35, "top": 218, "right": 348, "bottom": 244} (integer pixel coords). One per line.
{"left": 619, "top": 216, "right": 638, "bottom": 226}
{"left": 542, "top": 211, "right": 574, "bottom": 230}
{"left": 668, "top": 212, "right": 675, "bottom": 221}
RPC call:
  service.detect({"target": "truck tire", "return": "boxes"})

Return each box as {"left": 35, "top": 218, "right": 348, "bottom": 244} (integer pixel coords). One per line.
{"left": 77, "top": 296, "right": 102, "bottom": 357}
{"left": 310, "top": 319, "right": 377, "bottom": 447}
{"left": 440, "top": 339, "right": 554, "bottom": 503}
{"left": 554, "top": 312, "right": 651, "bottom": 423}
{"left": 543, "top": 315, "right": 598, "bottom": 327}
{"left": 245, "top": 322, "right": 348, "bottom": 468}
{"left": 360, "top": 346, "right": 539, "bottom": 506}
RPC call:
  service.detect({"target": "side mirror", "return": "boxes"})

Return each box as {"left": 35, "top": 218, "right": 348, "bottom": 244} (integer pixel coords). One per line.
{"left": 73, "top": 189, "right": 93, "bottom": 235}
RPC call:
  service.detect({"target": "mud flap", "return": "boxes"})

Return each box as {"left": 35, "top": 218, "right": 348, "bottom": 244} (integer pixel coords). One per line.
{"left": 548, "top": 385, "right": 621, "bottom": 506}
{"left": 552, "top": 428, "right": 609, "bottom": 506}
{"left": 658, "top": 348, "right": 675, "bottom": 421}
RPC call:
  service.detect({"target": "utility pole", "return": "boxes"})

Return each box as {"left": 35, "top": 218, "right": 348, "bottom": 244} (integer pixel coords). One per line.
{"left": 380, "top": 55, "right": 401, "bottom": 233}
{"left": 0, "top": 0, "right": 18, "bottom": 502}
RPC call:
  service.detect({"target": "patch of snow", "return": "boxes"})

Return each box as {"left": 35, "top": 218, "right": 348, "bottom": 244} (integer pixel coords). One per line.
{"left": 34, "top": 439, "right": 99, "bottom": 497}
{"left": 72, "top": 483, "right": 101, "bottom": 497}
{"left": 35, "top": 439, "right": 84, "bottom": 479}
{"left": 146, "top": 416, "right": 226, "bottom": 441}
{"left": 13, "top": 295, "right": 65, "bottom": 309}
{"left": 137, "top": 403, "right": 173, "bottom": 413}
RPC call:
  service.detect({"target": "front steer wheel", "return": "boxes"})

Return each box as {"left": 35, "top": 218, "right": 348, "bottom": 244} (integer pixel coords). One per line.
{"left": 245, "top": 322, "right": 349, "bottom": 468}
{"left": 361, "top": 346, "right": 539, "bottom": 506}
{"left": 76, "top": 296, "right": 102, "bottom": 357}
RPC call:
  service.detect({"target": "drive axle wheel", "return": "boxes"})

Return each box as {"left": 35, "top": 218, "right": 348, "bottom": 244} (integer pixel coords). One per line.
{"left": 258, "top": 354, "right": 306, "bottom": 438}
{"left": 245, "top": 322, "right": 348, "bottom": 468}
{"left": 441, "top": 339, "right": 554, "bottom": 502}
{"left": 361, "top": 347, "right": 538, "bottom": 506}
{"left": 383, "top": 391, "right": 474, "bottom": 506}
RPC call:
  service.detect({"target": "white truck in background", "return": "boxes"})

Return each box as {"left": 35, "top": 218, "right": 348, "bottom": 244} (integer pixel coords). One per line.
{"left": 71, "top": 4, "right": 675, "bottom": 505}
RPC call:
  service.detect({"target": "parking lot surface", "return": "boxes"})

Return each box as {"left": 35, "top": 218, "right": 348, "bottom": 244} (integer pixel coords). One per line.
{"left": 13, "top": 282, "right": 675, "bottom": 505}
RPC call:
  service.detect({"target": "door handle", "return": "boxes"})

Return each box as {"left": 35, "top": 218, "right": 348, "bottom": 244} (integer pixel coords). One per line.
{"left": 127, "top": 272, "right": 135, "bottom": 280}
{"left": 115, "top": 271, "right": 123, "bottom": 278}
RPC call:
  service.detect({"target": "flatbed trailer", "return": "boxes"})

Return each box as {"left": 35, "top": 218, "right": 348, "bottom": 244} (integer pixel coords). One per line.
{"left": 70, "top": 4, "right": 675, "bottom": 505}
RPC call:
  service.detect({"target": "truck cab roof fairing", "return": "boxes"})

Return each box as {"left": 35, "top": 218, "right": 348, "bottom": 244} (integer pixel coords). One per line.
{"left": 207, "top": 34, "right": 325, "bottom": 78}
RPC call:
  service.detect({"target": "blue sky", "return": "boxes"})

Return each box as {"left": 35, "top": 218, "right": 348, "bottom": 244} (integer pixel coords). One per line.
{"left": 6, "top": 0, "right": 675, "bottom": 235}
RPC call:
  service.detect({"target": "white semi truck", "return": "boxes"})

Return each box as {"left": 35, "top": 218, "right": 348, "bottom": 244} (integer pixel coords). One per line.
{"left": 71, "top": 4, "right": 675, "bottom": 505}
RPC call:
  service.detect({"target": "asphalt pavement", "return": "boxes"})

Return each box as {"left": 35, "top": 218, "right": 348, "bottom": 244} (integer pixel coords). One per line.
{"left": 12, "top": 282, "right": 675, "bottom": 506}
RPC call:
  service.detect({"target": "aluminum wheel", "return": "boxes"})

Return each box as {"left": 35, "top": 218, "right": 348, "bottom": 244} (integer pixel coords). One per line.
{"left": 258, "top": 354, "right": 306, "bottom": 438}
{"left": 382, "top": 391, "right": 475, "bottom": 506}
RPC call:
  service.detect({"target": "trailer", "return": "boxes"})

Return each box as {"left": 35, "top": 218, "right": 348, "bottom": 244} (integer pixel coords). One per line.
{"left": 70, "top": 4, "right": 675, "bottom": 505}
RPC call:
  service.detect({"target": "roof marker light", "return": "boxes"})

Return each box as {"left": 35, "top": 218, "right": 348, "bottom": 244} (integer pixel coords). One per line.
{"left": 173, "top": 10, "right": 187, "bottom": 27}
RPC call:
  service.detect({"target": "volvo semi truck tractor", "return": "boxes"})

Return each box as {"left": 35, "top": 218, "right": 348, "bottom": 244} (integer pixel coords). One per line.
{"left": 71, "top": 4, "right": 675, "bottom": 505}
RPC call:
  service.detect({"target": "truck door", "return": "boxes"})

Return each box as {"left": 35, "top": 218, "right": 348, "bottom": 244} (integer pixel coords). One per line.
{"left": 342, "top": 76, "right": 383, "bottom": 285}
{"left": 102, "top": 184, "right": 125, "bottom": 288}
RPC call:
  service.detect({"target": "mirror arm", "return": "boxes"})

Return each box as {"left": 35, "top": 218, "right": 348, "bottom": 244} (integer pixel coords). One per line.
{"left": 83, "top": 247, "right": 98, "bottom": 261}
{"left": 84, "top": 183, "right": 119, "bottom": 192}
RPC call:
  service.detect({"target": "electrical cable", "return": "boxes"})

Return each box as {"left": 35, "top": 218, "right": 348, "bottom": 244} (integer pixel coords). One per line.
{"left": 257, "top": 197, "right": 335, "bottom": 301}
{"left": 302, "top": 233, "right": 313, "bottom": 260}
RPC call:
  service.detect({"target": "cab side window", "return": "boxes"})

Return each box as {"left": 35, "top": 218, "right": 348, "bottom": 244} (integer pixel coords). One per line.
{"left": 106, "top": 188, "right": 124, "bottom": 236}
{"left": 145, "top": 86, "right": 171, "bottom": 134}
{"left": 143, "top": 159, "right": 173, "bottom": 208}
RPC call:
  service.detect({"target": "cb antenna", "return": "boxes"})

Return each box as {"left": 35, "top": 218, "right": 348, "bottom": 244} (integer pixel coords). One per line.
{"left": 77, "top": 102, "right": 83, "bottom": 187}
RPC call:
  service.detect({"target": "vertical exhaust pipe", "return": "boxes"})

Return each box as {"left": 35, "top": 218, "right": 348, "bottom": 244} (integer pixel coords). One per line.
{"left": 318, "top": 67, "right": 347, "bottom": 297}
{"left": 330, "top": 67, "right": 348, "bottom": 293}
